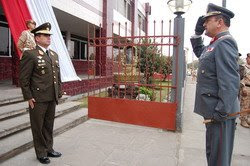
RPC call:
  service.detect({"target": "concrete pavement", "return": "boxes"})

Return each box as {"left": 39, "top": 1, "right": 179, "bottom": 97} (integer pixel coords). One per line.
{"left": 2, "top": 77, "right": 250, "bottom": 166}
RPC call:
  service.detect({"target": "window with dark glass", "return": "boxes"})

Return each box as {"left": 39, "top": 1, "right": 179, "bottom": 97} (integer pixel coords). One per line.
{"left": 142, "top": 17, "right": 146, "bottom": 32}
{"left": 80, "top": 42, "right": 87, "bottom": 60}
{"left": 127, "top": 3, "right": 131, "bottom": 21}
{"left": 0, "top": 14, "right": 12, "bottom": 57}
{"left": 71, "top": 37, "right": 87, "bottom": 60}
{"left": 0, "top": 23, "right": 9, "bottom": 56}
{"left": 138, "top": 14, "right": 142, "bottom": 28}
{"left": 72, "top": 39, "right": 80, "bottom": 59}
{"left": 138, "top": 11, "right": 146, "bottom": 32}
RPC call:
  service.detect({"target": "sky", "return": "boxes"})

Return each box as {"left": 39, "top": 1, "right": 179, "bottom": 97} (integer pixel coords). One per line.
{"left": 141, "top": 0, "right": 249, "bottom": 63}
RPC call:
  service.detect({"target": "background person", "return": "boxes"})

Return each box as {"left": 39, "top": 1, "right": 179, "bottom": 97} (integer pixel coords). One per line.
{"left": 191, "top": 69, "right": 197, "bottom": 82}
{"left": 239, "top": 53, "right": 250, "bottom": 128}
{"left": 17, "top": 19, "right": 36, "bottom": 53}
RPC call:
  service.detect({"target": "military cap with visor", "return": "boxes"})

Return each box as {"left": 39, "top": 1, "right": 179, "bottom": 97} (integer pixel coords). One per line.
{"left": 204, "top": 3, "right": 234, "bottom": 20}
{"left": 31, "top": 22, "right": 52, "bottom": 35}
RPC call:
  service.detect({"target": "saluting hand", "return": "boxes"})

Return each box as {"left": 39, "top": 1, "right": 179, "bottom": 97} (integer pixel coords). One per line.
{"left": 28, "top": 98, "right": 36, "bottom": 109}
{"left": 195, "top": 16, "right": 205, "bottom": 35}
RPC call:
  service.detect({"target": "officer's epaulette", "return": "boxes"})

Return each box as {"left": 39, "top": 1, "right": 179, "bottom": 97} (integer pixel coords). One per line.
{"left": 49, "top": 50, "right": 55, "bottom": 56}
{"left": 38, "top": 50, "right": 44, "bottom": 56}
{"left": 218, "top": 34, "right": 232, "bottom": 41}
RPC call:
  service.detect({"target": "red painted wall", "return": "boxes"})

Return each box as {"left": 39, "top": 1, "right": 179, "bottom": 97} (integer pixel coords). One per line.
{"left": 72, "top": 60, "right": 89, "bottom": 75}
{"left": 0, "top": 57, "right": 113, "bottom": 96}
{"left": 62, "top": 76, "right": 113, "bottom": 96}
{"left": 89, "top": 96, "right": 177, "bottom": 130}
{"left": 0, "top": 57, "right": 12, "bottom": 80}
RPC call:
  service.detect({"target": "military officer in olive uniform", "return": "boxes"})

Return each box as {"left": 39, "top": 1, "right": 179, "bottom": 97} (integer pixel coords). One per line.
{"left": 190, "top": 3, "right": 239, "bottom": 166}
{"left": 19, "top": 22, "right": 62, "bottom": 164}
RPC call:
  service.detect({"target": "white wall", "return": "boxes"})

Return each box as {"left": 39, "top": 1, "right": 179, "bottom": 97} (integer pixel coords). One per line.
{"left": 51, "top": 0, "right": 102, "bottom": 26}
{"left": 113, "top": 10, "right": 131, "bottom": 36}
{"left": 137, "top": 0, "right": 146, "bottom": 16}
{"left": 52, "top": 0, "right": 147, "bottom": 37}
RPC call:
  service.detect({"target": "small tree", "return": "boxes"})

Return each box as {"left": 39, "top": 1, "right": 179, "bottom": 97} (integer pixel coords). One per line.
{"left": 137, "top": 39, "right": 172, "bottom": 83}
{"left": 161, "top": 55, "right": 172, "bottom": 81}
{"left": 137, "top": 39, "right": 160, "bottom": 83}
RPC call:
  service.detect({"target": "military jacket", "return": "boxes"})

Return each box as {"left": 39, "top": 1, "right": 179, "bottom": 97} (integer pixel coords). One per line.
{"left": 19, "top": 46, "right": 62, "bottom": 103}
{"left": 190, "top": 31, "right": 240, "bottom": 119}
{"left": 17, "top": 30, "right": 36, "bottom": 52}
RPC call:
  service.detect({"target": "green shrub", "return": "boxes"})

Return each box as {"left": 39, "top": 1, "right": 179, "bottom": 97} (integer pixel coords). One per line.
{"left": 139, "top": 86, "right": 154, "bottom": 101}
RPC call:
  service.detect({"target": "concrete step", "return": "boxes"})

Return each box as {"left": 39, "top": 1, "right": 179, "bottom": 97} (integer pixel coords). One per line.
{"left": 0, "top": 101, "right": 82, "bottom": 139}
{"left": 0, "top": 96, "right": 24, "bottom": 107}
{"left": 0, "top": 107, "right": 88, "bottom": 163}
{"left": 0, "top": 102, "right": 28, "bottom": 121}
{"left": 0, "top": 95, "right": 69, "bottom": 121}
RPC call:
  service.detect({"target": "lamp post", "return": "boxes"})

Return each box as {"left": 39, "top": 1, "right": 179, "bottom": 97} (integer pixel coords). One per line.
{"left": 222, "top": 0, "right": 226, "bottom": 7}
{"left": 167, "top": 0, "right": 192, "bottom": 131}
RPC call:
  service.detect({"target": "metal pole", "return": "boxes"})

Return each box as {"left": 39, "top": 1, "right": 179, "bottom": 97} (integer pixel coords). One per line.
{"left": 171, "top": 13, "right": 185, "bottom": 131}
{"left": 222, "top": 0, "right": 226, "bottom": 7}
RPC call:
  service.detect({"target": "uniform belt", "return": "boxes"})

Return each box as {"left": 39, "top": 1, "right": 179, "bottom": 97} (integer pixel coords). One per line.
{"left": 245, "top": 84, "right": 250, "bottom": 87}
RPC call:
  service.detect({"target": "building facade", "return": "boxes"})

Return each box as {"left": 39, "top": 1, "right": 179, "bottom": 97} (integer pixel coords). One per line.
{"left": 0, "top": 0, "right": 150, "bottom": 95}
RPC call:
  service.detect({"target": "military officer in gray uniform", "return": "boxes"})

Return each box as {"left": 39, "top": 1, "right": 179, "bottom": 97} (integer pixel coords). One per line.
{"left": 19, "top": 22, "right": 62, "bottom": 164}
{"left": 190, "top": 3, "right": 239, "bottom": 166}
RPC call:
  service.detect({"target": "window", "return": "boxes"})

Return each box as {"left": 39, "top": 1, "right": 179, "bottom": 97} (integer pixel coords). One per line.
{"left": 127, "top": 3, "right": 131, "bottom": 21}
{"left": 116, "top": 0, "right": 126, "bottom": 16}
{"left": 0, "top": 19, "right": 12, "bottom": 57}
{"left": 80, "top": 42, "right": 87, "bottom": 60}
{"left": 138, "top": 14, "right": 141, "bottom": 28}
{"left": 115, "top": 0, "right": 132, "bottom": 21}
{"left": 113, "top": 47, "right": 121, "bottom": 62}
{"left": 71, "top": 37, "right": 87, "bottom": 60}
{"left": 138, "top": 11, "right": 146, "bottom": 32}
{"left": 72, "top": 39, "right": 80, "bottom": 59}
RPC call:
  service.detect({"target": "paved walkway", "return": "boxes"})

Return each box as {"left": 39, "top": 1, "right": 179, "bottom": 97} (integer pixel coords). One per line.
{"left": 2, "top": 77, "right": 250, "bottom": 166}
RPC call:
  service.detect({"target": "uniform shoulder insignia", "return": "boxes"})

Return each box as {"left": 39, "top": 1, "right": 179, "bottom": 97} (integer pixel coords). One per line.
{"left": 218, "top": 35, "right": 232, "bottom": 41}
{"left": 50, "top": 51, "right": 54, "bottom": 56}
{"left": 38, "top": 50, "right": 44, "bottom": 55}
{"left": 206, "top": 47, "right": 214, "bottom": 52}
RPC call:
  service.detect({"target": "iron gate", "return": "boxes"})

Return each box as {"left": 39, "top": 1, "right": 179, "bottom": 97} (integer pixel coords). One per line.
{"left": 87, "top": 21, "right": 179, "bottom": 131}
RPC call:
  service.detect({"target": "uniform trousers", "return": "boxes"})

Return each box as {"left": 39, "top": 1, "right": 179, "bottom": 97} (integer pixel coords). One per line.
{"left": 205, "top": 119, "right": 236, "bottom": 166}
{"left": 29, "top": 100, "right": 56, "bottom": 158}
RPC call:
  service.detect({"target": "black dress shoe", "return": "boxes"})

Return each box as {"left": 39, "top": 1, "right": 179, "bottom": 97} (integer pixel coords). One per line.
{"left": 47, "top": 151, "right": 62, "bottom": 158}
{"left": 37, "top": 157, "right": 50, "bottom": 164}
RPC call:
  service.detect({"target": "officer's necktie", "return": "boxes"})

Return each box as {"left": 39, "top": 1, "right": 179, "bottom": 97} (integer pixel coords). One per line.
{"left": 46, "top": 50, "right": 51, "bottom": 61}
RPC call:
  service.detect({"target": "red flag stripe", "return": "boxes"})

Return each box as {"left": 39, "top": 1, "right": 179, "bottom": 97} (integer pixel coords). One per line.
{"left": 0, "top": 0, "right": 32, "bottom": 57}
